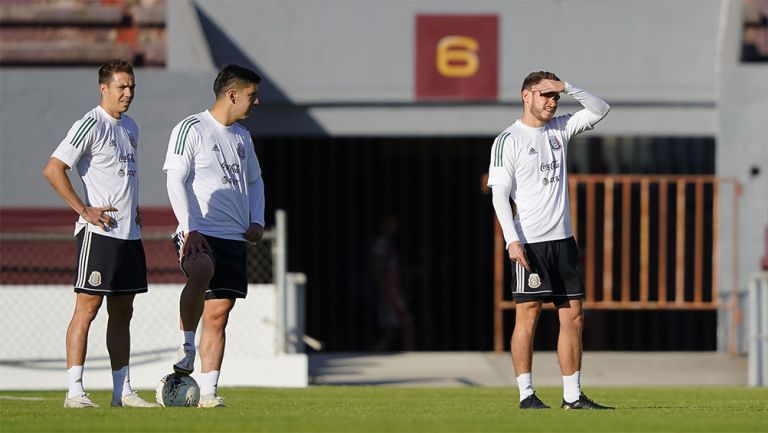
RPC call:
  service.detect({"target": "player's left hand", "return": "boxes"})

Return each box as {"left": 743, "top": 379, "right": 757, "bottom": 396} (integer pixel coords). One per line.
{"left": 530, "top": 79, "right": 565, "bottom": 94}
{"left": 244, "top": 223, "right": 264, "bottom": 243}
{"left": 136, "top": 206, "right": 142, "bottom": 228}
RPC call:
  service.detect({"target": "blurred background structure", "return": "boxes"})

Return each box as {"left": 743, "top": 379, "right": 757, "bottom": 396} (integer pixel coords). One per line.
{"left": 1, "top": 1, "right": 766, "bottom": 384}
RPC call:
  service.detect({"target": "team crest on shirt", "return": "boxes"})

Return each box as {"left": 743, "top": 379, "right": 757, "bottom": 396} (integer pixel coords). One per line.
{"left": 88, "top": 271, "right": 102, "bottom": 287}
{"left": 548, "top": 136, "right": 562, "bottom": 150}
{"left": 117, "top": 168, "right": 125, "bottom": 177}
{"left": 237, "top": 142, "right": 246, "bottom": 159}
{"left": 528, "top": 273, "right": 541, "bottom": 288}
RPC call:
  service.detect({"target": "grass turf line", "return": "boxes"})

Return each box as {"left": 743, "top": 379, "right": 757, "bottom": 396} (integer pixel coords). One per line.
{"left": 1, "top": 387, "right": 767, "bottom": 432}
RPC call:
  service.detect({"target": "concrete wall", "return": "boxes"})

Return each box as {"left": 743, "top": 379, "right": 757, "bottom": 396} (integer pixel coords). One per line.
{"left": 714, "top": 0, "right": 768, "bottom": 352}
{"left": 0, "top": 284, "right": 307, "bottom": 390}
{"left": 0, "top": 0, "right": 764, "bottom": 354}
{"left": 0, "top": 0, "right": 725, "bottom": 207}
{"left": 174, "top": 0, "right": 720, "bottom": 103}
{"left": 718, "top": 66, "right": 768, "bottom": 351}
{"left": 0, "top": 70, "right": 213, "bottom": 207}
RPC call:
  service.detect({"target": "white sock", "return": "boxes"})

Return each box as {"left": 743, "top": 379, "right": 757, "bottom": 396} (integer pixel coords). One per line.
{"left": 67, "top": 366, "right": 85, "bottom": 398}
{"left": 198, "top": 370, "right": 220, "bottom": 396}
{"left": 182, "top": 331, "right": 196, "bottom": 351}
{"left": 516, "top": 372, "right": 534, "bottom": 401}
{"left": 112, "top": 365, "right": 133, "bottom": 401}
{"left": 563, "top": 371, "right": 581, "bottom": 403}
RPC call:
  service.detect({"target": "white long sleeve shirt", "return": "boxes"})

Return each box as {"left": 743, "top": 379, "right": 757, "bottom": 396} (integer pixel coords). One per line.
{"left": 488, "top": 82, "right": 610, "bottom": 246}
{"left": 163, "top": 110, "right": 265, "bottom": 241}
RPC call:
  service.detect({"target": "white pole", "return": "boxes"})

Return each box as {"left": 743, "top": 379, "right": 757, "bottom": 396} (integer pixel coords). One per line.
{"left": 274, "top": 209, "right": 287, "bottom": 354}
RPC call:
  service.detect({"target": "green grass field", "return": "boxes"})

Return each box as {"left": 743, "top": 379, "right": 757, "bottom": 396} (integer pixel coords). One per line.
{"left": 1, "top": 386, "right": 767, "bottom": 432}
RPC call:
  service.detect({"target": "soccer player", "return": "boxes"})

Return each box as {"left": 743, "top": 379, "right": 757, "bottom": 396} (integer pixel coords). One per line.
{"left": 43, "top": 60, "right": 158, "bottom": 408}
{"left": 163, "top": 64, "right": 265, "bottom": 408}
{"left": 488, "top": 71, "right": 613, "bottom": 410}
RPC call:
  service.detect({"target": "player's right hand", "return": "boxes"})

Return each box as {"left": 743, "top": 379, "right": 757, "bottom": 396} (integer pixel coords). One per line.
{"left": 530, "top": 79, "right": 565, "bottom": 94}
{"left": 508, "top": 241, "right": 531, "bottom": 272}
{"left": 82, "top": 205, "right": 118, "bottom": 231}
{"left": 182, "top": 230, "right": 211, "bottom": 260}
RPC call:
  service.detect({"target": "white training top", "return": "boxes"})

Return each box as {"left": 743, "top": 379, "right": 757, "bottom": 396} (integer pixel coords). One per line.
{"left": 487, "top": 82, "right": 610, "bottom": 245}
{"left": 163, "top": 110, "right": 265, "bottom": 241}
{"left": 52, "top": 105, "right": 141, "bottom": 240}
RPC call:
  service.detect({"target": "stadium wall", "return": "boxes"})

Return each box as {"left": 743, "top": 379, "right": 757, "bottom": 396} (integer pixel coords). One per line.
{"left": 1, "top": 0, "right": 765, "bottom": 352}
{"left": 1, "top": 0, "right": 723, "bottom": 207}
{"left": 718, "top": 67, "right": 768, "bottom": 351}
{"left": 0, "top": 284, "right": 308, "bottom": 390}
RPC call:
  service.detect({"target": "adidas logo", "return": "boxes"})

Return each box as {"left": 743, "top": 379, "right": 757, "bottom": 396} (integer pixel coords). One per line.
{"left": 529, "top": 148, "right": 537, "bottom": 155}
{"left": 212, "top": 144, "right": 220, "bottom": 152}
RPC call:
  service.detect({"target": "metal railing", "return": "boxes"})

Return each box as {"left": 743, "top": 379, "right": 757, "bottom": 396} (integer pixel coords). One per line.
{"left": 493, "top": 175, "right": 741, "bottom": 352}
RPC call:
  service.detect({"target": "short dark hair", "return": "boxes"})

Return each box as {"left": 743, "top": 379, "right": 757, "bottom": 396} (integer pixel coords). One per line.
{"left": 213, "top": 64, "right": 262, "bottom": 98}
{"left": 521, "top": 71, "right": 560, "bottom": 91}
{"left": 98, "top": 59, "right": 134, "bottom": 85}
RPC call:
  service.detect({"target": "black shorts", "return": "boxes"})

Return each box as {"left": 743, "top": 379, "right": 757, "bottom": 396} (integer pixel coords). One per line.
{"left": 74, "top": 229, "right": 147, "bottom": 296}
{"left": 510, "top": 236, "right": 585, "bottom": 304}
{"left": 172, "top": 232, "right": 248, "bottom": 300}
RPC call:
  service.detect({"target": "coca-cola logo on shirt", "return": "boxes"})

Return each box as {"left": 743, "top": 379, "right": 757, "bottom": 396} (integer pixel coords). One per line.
{"left": 540, "top": 159, "right": 560, "bottom": 172}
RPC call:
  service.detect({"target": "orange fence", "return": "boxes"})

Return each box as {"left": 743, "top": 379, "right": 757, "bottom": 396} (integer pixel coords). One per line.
{"left": 493, "top": 175, "right": 741, "bottom": 352}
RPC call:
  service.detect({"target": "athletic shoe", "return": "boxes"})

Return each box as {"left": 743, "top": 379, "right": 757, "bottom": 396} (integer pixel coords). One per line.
{"left": 198, "top": 394, "right": 226, "bottom": 408}
{"left": 63, "top": 393, "right": 99, "bottom": 408}
{"left": 519, "top": 393, "right": 550, "bottom": 409}
{"left": 561, "top": 394, "right": 614, "bottom": 410}
{"left": 173, "top": 343, "right": 196, "bottom": 375}
{"left": 111, "top": 391, "right": 161, "bottom": 408}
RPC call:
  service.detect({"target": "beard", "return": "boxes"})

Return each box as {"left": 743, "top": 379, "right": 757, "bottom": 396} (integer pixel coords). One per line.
{"left": 533, "top": 105, "right": 555, "bottom": 122}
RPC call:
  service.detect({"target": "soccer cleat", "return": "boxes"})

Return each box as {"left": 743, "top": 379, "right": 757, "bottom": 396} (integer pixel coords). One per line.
{"left": 519, "top": 393, "right": 551, "bottom": 409}
{"left": 111, "top": 391, "right": 161, "bottom": 408}
{"left": 64, "top": 392, "right": 99, "bottom": 408}
{"left": 198, "top": 394, "right": 226, "bottom": 408}
{"left": 561, "top": 393, "right": 614, "bottom": 410}
{"left": 173, "top": 343, "right": 196, "bottom": 376}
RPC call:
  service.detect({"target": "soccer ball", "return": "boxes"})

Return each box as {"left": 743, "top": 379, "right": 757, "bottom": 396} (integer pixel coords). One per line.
{"left": 155, "top": 373, "right": 200, "bottom": 407}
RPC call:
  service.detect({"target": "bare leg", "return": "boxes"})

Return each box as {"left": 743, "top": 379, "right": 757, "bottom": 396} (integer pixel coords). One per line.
{"left": 106, "top": 294, "right": 135, "bottom": 370}
{"left": 199, "top": 298, "right": 236, "bottom": 372}
{"left": 556, "top": 299, "right": 583, "bottom": 375}
{"left": 511, "top": 301, "right": 542, "bottom": 375}
{"left": 179, "top": 254, "right": 214, "bottom": 331}
{"left": 66, "top": 293, "right": 103, "bottom": 368}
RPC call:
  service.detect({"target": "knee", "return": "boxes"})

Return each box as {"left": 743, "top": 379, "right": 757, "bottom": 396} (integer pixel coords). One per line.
{"left": 184, "top": 254, "right": 214, "bottom": 284}
{"left": 560, "top": 311, "right": 583, "bottom": 331}
{"left": 514, "top": 305, "right": 541, "bottom": 329}
{"left": 203, "top": 304, "right": 233, "bottom": 331}
{"left": 205, "top": 312, "right": 229, "bottom": 331}
{"left": 107, "top": 303, "right": 133, "bottom": 325}
{"left": 73, "top": 299, "right": 102, "bottom": 323}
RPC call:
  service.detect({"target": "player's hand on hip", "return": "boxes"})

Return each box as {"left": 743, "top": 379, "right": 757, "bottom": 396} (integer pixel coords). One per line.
{"left": 182, "top": 230, "right": 211, "bottom": 259}
{"left": 244, "top": 223, "right": 264, "bottom": 243}
{"left": 508, "top": 241, "right": 531, "bottom": 272}
{"left": 83, "top": 205, "right": 118, "bottom": 231}
{"left": 530, "top": 79, "right": 565, "bottom": 94}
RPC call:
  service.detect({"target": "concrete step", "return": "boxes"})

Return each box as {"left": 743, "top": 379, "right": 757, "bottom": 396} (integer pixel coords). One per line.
{"left": 309, "top": 352, "right": 747, "bottom": 387}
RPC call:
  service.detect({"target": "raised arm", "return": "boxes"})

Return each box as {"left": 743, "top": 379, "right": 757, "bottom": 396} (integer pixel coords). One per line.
{"left": 563, "top": 82, "right": 610, "bottom": 123}
{"left": 531, "top": 79, "right": 610, "bottom": 135}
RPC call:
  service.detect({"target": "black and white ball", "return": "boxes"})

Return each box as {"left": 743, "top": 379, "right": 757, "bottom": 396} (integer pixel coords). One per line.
{"left": 155, "top": 373, "right": 200, "bottom": 407}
